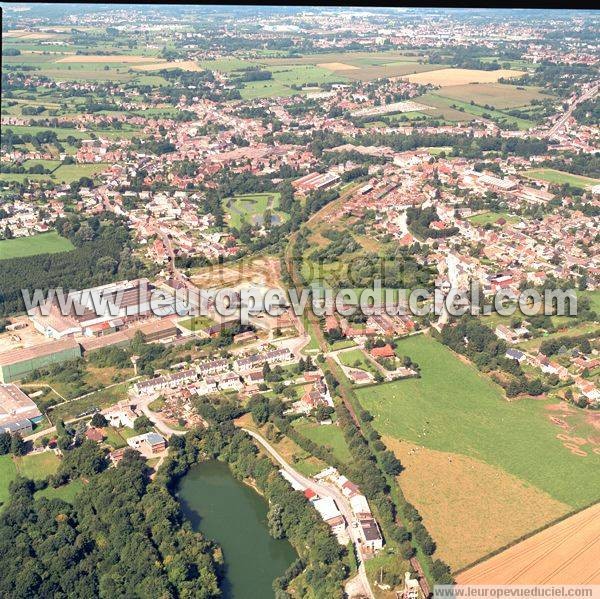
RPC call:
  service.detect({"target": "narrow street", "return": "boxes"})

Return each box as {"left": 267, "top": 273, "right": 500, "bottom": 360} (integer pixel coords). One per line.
{"left": 243, "top": 428, "right": 376, "bottom": 599}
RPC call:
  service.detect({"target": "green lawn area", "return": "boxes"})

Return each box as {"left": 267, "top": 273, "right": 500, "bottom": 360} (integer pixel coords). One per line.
{"left": 240, "top": 65, "right": 348, "bottom": 99}
{"left": 0, "top": 162, "right": 110, "bottom": 185}
{"left": 521, "top": 168, "right": 599, "bottom": 189}
{"left": 580, "top": 290, "right": 600, "bottom": 314}
{"left": 35, "top": 479, "right": 84, "bottom": 503}
{"left": 224, "top": 192, "right": 283, "bottom": 228}
{"left": 0, "top": 231, "right": 74, "bottom": 260}
{"left": 356, "top": 334, "right": 600, "bottom": 507}
{"left": 52, "top": 162, "right": 111, "bottom": 183}
{"left": 339, "top": 348, "right": 379, "bottom": 377}
{"left": 329, "top": 339, "right": 357, "bottom": 351}
{"left": 13, "top": 451, "right": 60, "bottom": 479}
{"left": 178, "top": 315, "right": 216, "bottom": 332}
{"left": 49, "top": 381, "right": 130, "bottom": 423}
{"left": 102, "top": 427, "right": 127, "bottom": 450}
{"left": 516, "top": 321, "right": 599, "bottom": 351}
{"left": 467, "top": 211, "right": 520, "bottom": 226}
{"left": 0, "top": 455, "right": 17, "bottom": 507}
{"left": 293, "top": 418, "right": 352, "bottom": 463}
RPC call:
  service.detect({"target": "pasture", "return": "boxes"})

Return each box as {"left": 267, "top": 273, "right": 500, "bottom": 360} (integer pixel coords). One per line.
{"left": 385, "top": 437, "right": 568, "bottom": 570}
{"left": 355, "top": 334, "right": 600, "bottom": 507}
{"left": 521, "top": 168, "right": 599, "bottom": 189}
{"left": 0, "top": 231, "right": 74, "bottom": 260}
{"left": 401, "top": 68, "right": 526, "bottom": 86}
{"left": 293, "top": 418, "right": 352, "bottom": 463}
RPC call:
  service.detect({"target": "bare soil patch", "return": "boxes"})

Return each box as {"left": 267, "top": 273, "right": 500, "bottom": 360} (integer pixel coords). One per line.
{"left": 317, "top": 62, "right": 360, "bottom": 71}
{"left": 134, "top": 61, "right": 203, "bottom": 72}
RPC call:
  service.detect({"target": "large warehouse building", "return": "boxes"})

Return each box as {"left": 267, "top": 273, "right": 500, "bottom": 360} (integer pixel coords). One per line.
{"left": 0, "top": 338, "right": 82, "bottom": 384}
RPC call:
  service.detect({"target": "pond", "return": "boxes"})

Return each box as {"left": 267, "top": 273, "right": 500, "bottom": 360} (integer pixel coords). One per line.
{"left": 178, "top": 460, "right": 297, "bottom": 598}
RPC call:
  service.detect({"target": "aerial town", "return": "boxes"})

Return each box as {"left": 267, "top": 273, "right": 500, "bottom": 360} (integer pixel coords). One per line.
{"left": 0, "top": 5, "right": 598, "bottom": 599}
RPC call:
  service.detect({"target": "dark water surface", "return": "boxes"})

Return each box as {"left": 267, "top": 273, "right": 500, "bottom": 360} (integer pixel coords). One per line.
{"left": 178, "top": 460, "right": 297, "bottom": 599}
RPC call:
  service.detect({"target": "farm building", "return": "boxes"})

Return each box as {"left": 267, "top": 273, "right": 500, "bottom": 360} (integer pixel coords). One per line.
{"left": 0, "top": 338, "right": 82, "bottom": 383}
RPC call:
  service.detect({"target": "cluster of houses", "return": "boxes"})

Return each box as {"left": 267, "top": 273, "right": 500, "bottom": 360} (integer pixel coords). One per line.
{"left": 282, "top": 466, "right": 384, "bottom": 554}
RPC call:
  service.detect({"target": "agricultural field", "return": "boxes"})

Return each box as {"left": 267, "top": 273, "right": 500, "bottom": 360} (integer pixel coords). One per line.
{"left": 261, "top": 50, "right": 448, "bottom": 82}
{"left": 456, "top": 502, "right": 600, "bottom": 584}
{"left": 0, "top": 231, "right": 74, "bottom": 260}
{"left": 401, "top": 68, "right": 526, "bottom": 86}
{"left": 436, "top": 83, "right": 548, "bottom": 109}
{"left": 224, "top": 192, "right": 284, "bottom": 228}
{"left": 356, "top": 334, "right": 600, "bottom": 508}
{"left": 385, "top": 437, "right": 568, "bottom": 570}
{"left": 293, "top": 418, "right": 352, "bottom": 463}
{"left": 521, "top": 168, "right": 600, "bottom": 189}
{"left": 418, "top": 93, "right": 535, "bottom": 130}
{"left": 133, "top": 60, "right": 203, "bottom": 72}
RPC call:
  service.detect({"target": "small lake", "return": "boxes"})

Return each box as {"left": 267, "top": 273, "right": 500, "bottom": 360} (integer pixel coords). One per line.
{"left": 178, "top": 460, "right": 297, "bottom": 599}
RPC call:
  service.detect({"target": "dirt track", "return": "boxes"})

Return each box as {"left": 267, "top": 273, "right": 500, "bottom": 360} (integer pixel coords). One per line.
{"left": 456, "top": 502, "right": 600, "bottom": 585}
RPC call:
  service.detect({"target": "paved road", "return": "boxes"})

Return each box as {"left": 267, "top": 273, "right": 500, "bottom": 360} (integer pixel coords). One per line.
{"left": 135, "top": 393, "right": 188, "bottom": 437}
{"left": 547, "top": 82, "right": 598, "bottom": 138}
{"left": 243, "top": 428, "right": 375, "bottom": 599}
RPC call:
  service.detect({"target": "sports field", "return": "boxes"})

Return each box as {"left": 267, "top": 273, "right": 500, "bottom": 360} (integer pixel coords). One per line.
{"left": 457, "top": 502, "right": 600, "bottom": 584}
{"left": 355, "top": 334, "right": 600, "bottom": 507}
{"left": 0, "top": 231, "right": 74, "bottom": 260}
{"left": 521, "top": 168, "right": 599, "bottom": 189}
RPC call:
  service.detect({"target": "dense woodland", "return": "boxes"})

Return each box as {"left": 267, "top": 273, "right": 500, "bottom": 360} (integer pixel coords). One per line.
{"left": 0, "top": 213, "right": 146, "bottom": 316}
{"left": 0, "top": 448, "right": 221, "bottom": 598}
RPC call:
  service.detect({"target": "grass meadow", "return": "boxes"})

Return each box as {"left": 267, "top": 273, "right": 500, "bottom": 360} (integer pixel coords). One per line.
{"left": 356, "top": 334, "right": 600, "bottom": 507}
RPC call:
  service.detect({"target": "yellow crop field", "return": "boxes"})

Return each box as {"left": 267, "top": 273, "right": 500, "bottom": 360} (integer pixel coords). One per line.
{"left": 401, "top": 68, "right": 525, "bottom": 86}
